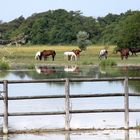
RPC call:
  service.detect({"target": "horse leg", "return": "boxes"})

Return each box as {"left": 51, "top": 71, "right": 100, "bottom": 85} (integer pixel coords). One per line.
{"left": 71, "top": 55, "right": 73, "bottom": 61}
{"left": 68, "top": 55, "right": 71, "bottom": 61}
{"left": 52, "top": 55, "right": 55, "bottom": 61}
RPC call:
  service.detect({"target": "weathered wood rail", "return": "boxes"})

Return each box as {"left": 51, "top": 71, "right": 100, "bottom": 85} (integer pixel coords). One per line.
{"left": 0, "top": 77, "right": 140, "bottom": 134}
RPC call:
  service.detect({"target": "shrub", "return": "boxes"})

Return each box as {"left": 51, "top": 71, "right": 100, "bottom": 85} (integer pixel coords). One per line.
{"left": 0, "top": 58, "right": 10, "bottom": 70}
{"left": 99, "top": 59, "right": 117, "bottom": 67}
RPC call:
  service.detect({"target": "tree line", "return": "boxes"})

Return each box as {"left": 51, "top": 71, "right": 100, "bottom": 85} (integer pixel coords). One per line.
{"left": 0, "top": 9, "right": 140, "bottom": 49}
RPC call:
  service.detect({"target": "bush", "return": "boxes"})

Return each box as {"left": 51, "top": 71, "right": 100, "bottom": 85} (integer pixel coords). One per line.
{"left": 99, "top": 59, "right": 117, "bottom": 67}
{"left": 0, "top": 58, "right": 10, "bottom": 70}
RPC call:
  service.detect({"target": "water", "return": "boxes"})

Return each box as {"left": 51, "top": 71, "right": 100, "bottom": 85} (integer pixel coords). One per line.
{"left": 0, "top": 65, "right": 140, "bottom": 139}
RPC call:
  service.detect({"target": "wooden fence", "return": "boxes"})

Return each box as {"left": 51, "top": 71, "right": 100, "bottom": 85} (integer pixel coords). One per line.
{"left": 0, "top": 77, "right": 140, "bottom": 134}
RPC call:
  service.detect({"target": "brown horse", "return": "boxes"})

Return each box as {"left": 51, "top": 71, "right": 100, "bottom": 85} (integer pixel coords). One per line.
{"left": 129, "top": 47, "right": 140, "bottom": 56}
{"left": 116, "top": 48, "right": 129, "bottom": 60}
{"left": 72, "top": 49, "right": 82, "bottom": 58}
{"left": 39, "top": 50, "right": 56, "bottom": 61}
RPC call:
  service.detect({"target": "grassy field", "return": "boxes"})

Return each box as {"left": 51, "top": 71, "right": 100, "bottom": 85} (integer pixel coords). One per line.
{"left": 0, "top": 45, "right": 140, "bottom": 69}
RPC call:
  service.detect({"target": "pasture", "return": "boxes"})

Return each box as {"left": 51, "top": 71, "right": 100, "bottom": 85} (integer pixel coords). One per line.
{"left": 0, "top": 45, "right": 140, "bottom": 69}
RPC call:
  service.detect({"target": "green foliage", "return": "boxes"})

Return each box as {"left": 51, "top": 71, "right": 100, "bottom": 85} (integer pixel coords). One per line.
{"left": 76, "top": 31, "right": 91, "bottom": 51}
{"left": 116, "top": 12, "right": 140, "bottom": 49}
{"left": 99, "top": 59, "right": 117, "bottom": 67}
{"left": 0, "top": 9, "right": 140, "bottom": 46}
{"left": 0, "top": 58, "right": 10, "bottom": 70}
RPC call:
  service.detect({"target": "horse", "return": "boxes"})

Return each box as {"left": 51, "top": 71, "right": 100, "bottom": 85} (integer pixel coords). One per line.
{"left": 99, "top": 49, "right": 108, "bottom": 60}
{"left": 64, "top": 51, "right": 77, "bottom": 61}
{"left": 64, "top": 65, "right": 80, "bottom": 73}
{"left": 35, "top": 65, "right": 56, "bottom": 75}
{"left": 116, "top": 48, "right": 129, "bottom": 60}
{"left": 72, "top": 49, "right": 82, "bottom": 58}
{"left": 39, "top": 50, "right": 56, "bottom": 61}
{"left": 129, "top": 47, "right": 140, "bottom": 56}
{"left": 35, "top": 51, "right": 41, "bottom": 60}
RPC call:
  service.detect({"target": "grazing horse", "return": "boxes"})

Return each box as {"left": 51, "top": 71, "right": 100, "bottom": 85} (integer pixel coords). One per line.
{"left": 64, "top": 51, "right": 77, "bottom": 61}
{"left": 129, "top": 47, "right": 140, "bottom": 56}
{"left": 39, "top": 50, "right": 56, "bottom": 61}
{"left": 99, "top": 49, "right": 108, "bottom": 60}
{"left": 116, "top": 48, "right": 129, "bottom": 60}
{"left": 72, "top": 49, "right": 82, "bottom": 58}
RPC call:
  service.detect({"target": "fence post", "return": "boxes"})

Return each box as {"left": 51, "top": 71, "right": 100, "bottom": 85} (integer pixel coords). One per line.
{"left": 65, "top": 78, "right": 70, "bottom": 130}
{"left": 124, "top": 77, "right": 129, "bottom": 129}
{"left": 3, "top": 80, "right": 8, "bottom": 134}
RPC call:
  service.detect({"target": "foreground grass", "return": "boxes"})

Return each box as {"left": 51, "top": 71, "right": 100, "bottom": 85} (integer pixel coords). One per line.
{"left": 0, "top": 45, "right": 140, "bottom": 69}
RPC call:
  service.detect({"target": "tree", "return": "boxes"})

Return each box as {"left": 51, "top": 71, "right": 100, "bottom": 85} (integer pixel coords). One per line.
{"left": 116, "top": 12, "right": 140, "bottom": 49}
{"left": 76, "top": 31, "right": 91, "bottom": 51}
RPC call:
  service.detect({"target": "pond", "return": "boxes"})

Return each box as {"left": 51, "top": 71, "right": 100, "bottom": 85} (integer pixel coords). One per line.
{"left": 0, "top": 65, "right": 140, "bottom": 140}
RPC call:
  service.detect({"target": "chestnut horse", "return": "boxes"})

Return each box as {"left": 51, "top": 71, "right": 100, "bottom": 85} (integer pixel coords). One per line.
{"left": 72, "top": 49, "right": 82, "bottom": 58}
{"left": 39, "top": 50, "right": 56, "bottom": 61}
{"left": 116, "top": 48, "right": 129, "bottom": 60}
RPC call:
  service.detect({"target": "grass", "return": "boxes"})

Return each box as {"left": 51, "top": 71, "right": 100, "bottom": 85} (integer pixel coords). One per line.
{"left": 0, "top": 45, "right": 140, "bottom": 70}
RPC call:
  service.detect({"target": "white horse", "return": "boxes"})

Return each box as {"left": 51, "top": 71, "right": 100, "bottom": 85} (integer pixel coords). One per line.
{"left": 64, "top": 51, "right": 77, "bottom": 61}
{"left": 99, "top": 49, "right": 108, "bottom": 60}
{"left": 35, "top": 51, "right": 41, "bottom": 60}
{"left": 64, "top": 65, "right": 77, "bottom": 72}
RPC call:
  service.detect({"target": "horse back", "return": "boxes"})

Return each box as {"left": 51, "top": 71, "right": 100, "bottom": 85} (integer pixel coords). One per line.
{"left": 42, "top": 50, "right": 56, "bottom": 56}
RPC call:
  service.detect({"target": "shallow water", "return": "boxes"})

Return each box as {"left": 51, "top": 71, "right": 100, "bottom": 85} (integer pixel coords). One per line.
{"left": 0, "top": 66, "right": 140, "bottom": 139}
{"left": 0, "top": 130, "right": 140, "bottom": 140}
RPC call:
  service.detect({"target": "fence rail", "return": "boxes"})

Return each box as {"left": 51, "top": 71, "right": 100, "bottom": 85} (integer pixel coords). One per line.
{"left": 0, "top": 77, "right": 140, "bottom": 134}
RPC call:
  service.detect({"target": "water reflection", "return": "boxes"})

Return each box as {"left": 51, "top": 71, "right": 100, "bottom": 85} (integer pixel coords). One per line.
{"left": 35, "top": 65, "right": 56, "bottom": 75}
{"left": 64, "top": 65, "right": 80, "bottom": 73}
{"left": 0, "top": 66, "right": 140, "bottom": 93}
{"left": 0, "top": 66, "right": 140, "bottom": 139}
{"left": 1, "top": 130, "right": 140, "bottom": 140}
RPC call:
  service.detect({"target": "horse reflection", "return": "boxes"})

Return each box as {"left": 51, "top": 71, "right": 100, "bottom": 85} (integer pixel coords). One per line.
{"left": 35, "top": 66, "right": 56, "bottom": 75}
{"left": 64, "top": 65, "right": 80, "bottom": 73}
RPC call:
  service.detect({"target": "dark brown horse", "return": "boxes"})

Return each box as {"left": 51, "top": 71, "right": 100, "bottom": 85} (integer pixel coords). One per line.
{"left": 72, "top": 49, "right": 82, "bottom": 58}
{"left": 116, "top": 48, "right": 129, "bottom": 60}
{"left": 129, "top": 47, "right": 140, "bottom": 56}
{"left": 39, "top": 50, "right": 56, "bottom": 61}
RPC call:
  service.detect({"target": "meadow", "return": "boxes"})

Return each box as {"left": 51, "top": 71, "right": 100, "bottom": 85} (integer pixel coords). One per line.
{"left": 0, "top": 45, "right": 140, "bottom": 70}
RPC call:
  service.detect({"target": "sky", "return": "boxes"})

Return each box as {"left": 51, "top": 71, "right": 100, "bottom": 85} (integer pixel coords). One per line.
{"left": 0, "top": 0, "right": 140, "bottom": 22}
